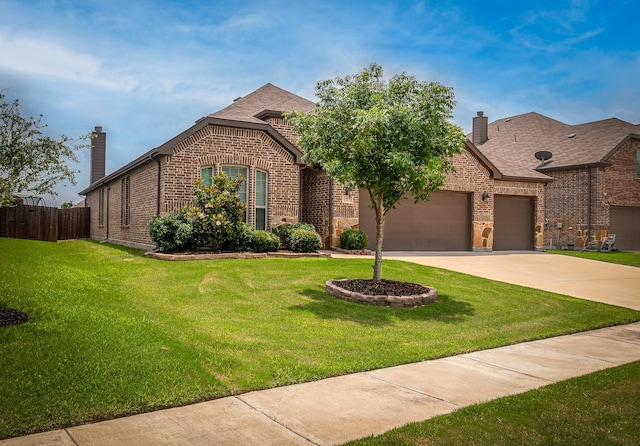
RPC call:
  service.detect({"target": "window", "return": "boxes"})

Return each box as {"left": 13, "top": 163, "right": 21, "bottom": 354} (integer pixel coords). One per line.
{"left": 221, "top": 166, "right": 248, "bottom": 204}
{"left": 201, "top": 167, "right": 213, "bottom": 186}
{"left": 637, "top": 149, "right": 640, "bottom": 178}
{"left": 255, "top": 170, "right": 267, "bottom": 230}
{"left": 200, "top": 166, "right": 266, "bottom": 228}
{"left": 98, "top": 187, "right": 105, "bottom": 226}
{"left": 121, "top": 176, "right": 130, "bottom": 226}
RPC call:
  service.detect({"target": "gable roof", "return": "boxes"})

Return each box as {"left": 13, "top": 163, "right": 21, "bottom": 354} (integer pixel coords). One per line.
{"left": 472, "top": 112, "right": 640, "bottom": 173}
{"left": 210, "top": 83, "right": 317, "bottom": 123}
{"left": 80, "top": 84, "right": 315, "bottom": 195}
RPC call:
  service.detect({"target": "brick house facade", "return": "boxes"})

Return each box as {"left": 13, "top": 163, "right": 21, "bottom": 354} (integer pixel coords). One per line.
{"left": 80, "top": 84, "right": 558, "bottom": 252}
{"left": 474, "top": 112, "right": 640, "bottom": 250}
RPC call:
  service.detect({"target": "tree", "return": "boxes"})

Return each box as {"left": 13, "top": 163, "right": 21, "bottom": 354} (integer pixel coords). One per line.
{"left": 287, "top": 63, "right": 466, "bottom": 280}
{"left": 0, "top": 91, "right": 87, "bottom": 207}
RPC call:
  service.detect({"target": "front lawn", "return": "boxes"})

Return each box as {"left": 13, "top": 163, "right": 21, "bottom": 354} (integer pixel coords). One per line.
{"left": 1, "top": 238, "right": 639, "bottom": 439}
{"left": 547, "top": 249, "right": 640, "bottom": 267}
{"left": 345, "top": 360, "right": 640, "bottom": 446}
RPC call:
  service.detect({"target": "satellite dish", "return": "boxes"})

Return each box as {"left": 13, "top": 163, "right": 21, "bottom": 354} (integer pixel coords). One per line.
{"left": 534, "top": 150, "right": 553, "bottom": 167}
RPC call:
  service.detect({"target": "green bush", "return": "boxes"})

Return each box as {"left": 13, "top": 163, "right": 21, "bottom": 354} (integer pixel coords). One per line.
{"left": 272, "top": 222, "right": 316, "bottom": 249}
{"left": 148, "top": 212, "right": 197, "bottom": 252}
{"left": 182, "top": 176, "right": 247, "bottom": 250}
{"left": 340, "top": 228, "right": 368, "bottom": 250}
{"left": 250, "top": 230, "right": 281, "bottom": 253}
{"left": 290, "top": 229, "right": 322, "bottom": 253}
{"left": 224, "top": 223, "right": 254, "bottom": 252}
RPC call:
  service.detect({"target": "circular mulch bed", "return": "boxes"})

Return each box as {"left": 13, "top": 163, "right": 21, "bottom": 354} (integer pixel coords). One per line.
{"left": 0, "top": 307, "right": 29, "bottom": 327}
{"left": 326, "top": 279, "right": 438, "bottom": 307}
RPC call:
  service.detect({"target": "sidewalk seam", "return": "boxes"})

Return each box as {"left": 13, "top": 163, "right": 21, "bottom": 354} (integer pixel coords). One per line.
{"left": 364, "top": 372, "right": 461, "bottom": 407}
{"left": 233, "top": 396, "right": 318, "bottom": 446}
{"left": 63, "top": 429, "right": 80, "bottom": 446}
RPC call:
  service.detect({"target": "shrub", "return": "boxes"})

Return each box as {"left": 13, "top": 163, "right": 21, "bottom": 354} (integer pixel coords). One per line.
{"left": 250, "top": 230, "right": 281, "bottom": 253}
{"left": 340, "top": 229, "right": 368, "bottom": 250}
{"left": 182, "top": 177, "right": 246, "bottom": 250}
{"left": 290, "top": 229, "right": 322, "bottom": 253}
{"left": 223, "top": 223, "right": 254, "bottom": 252}
{"left": 272, "top": 222, "right": 316, "bottom": 249}
{"left": 148, "top": 212, "right": 197, "bottom": 252}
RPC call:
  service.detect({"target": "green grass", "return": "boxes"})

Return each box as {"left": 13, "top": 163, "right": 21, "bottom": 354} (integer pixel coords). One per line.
{"left": 547, "top": 249, "right": 640, "bottom": 267}
{"left": 344, "top": 360, "right": 640, "bottom": 446}
{"left": 1, "top": 238, "right": 639, "bottom": 439}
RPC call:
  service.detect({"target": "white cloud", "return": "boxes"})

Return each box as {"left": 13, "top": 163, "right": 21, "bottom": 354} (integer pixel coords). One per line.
{"left": 0, "top": 27, "right": 138, "bottom": 91}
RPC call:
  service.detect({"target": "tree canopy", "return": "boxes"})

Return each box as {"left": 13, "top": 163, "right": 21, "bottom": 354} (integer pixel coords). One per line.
{"left": 286, "top": 63, "right": 466, "bottom": 280}
{"left": 0, "top": 91, "right": 86, "bottom": 207}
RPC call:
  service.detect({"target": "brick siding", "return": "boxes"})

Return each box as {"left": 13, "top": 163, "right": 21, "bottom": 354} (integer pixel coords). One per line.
{"left": 544, "top": 137, "right": 640, "bottom": 248}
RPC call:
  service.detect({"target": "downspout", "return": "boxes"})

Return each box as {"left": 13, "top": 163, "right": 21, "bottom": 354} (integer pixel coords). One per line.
{"left": 587, "top": 166, "right": 592, "bottom": 243}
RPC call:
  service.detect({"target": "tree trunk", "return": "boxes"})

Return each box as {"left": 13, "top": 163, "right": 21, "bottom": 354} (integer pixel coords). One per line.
{"left": 373, "top": 196, "right": 384, "bottom": 281}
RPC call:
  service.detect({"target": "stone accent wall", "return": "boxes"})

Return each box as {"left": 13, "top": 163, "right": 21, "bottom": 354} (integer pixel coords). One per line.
{"left": 444, "top": 150, "right": 495, "bottom": 250}
{"left": 544, "top": 138, "right": 640, "bottom": 249}
{"left": 332, "top": 182, "right": 359, "bottom": 248}
{"left": 442, "top": 150, "right": 545, "bottom": 250}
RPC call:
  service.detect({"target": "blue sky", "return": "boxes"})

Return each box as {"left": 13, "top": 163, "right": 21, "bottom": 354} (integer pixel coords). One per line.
{"left": 1, "top": 0, "right": 639, "bottom": 205}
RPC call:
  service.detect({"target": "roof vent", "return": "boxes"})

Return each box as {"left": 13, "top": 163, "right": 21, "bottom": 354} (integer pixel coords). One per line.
{"left": 568, "top": 133, "right": 576, "bottom": 138}
{"left": 233, "top": 97, "right": 242, "bottom": 102}
{"left": 505, "top": 118, "right": 511, "bottom": 122}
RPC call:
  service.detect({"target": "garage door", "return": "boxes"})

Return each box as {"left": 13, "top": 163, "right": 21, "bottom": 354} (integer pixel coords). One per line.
{"left": 359, "top": 191, "right": 471, "bottom": 251}
{"left": 493, "top": 195, "right": 534, "bottom": 251}
{"left": 610, "top": 206, "right": 640, "bottom": 251}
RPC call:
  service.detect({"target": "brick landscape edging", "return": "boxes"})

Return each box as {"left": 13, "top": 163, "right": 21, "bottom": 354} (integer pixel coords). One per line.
{"left": 145, "top": 251, "right": 331, "bottom": 261}
{"left": 325, "top": 279, "right": 438, "bottom": 307}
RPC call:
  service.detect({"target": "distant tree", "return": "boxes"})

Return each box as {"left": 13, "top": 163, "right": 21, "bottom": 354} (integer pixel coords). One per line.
{"left": 60, "top": 201, "right": 74, "bottom": 209}
{"left": 287, "top": 63, "right": 466, "bottom": 280}
{"left": 0, "top": 91, "right": 87, "bottom": 207}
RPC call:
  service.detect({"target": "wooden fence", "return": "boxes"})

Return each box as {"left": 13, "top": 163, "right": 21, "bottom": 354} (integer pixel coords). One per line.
{"left": 0, "top": 205, "right": 90, "bottom": 242}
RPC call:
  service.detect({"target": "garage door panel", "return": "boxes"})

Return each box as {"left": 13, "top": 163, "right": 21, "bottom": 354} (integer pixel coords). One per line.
{"left": 610, "top": 206, "right": 640, "bottom": 251}
{"left": 494, "top": 195, "right": 534, "bottom": 251}
{"left": 359, "top": 191, "right": 471, "bottom": 251}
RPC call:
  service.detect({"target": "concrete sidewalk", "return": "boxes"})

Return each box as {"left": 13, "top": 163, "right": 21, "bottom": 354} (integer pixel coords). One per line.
{"left": 3, "top": 252, "right": 640, "bottom": 446}
{"left": 4, "top": 323, "right": 640, "bottom": 446}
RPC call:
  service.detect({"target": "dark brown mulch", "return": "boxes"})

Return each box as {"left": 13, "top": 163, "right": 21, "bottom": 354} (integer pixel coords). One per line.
{"left": 336, "top": 279, "right": 431, "bottom": 296}
{"left": 0, "top": 308, "right": 29, "bottom": 327}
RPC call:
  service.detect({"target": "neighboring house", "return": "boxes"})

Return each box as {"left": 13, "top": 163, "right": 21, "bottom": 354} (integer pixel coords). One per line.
{"left": 80, "top": 84, "right": 552, "bottom": 252}
{"left": 472, "top": 112, "right": 640, "bottom": 251}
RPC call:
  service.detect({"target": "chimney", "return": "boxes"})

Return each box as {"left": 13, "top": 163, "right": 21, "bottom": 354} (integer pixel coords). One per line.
{"left": 472, "top": 111, "right": 488, "bottom": 145}
{"left": 90, "top": 126, "right": 106, "bottom": 184}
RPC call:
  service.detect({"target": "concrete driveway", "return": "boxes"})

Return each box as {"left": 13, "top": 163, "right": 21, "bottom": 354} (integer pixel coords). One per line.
{"left": 383, "top": 251, "right": 640, "bottom": 310}
{"left": 332, "top": 251, "right": 640, "bottom": 310}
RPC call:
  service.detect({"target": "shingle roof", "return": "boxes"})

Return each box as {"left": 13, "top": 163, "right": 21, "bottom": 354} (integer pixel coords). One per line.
{"left": 472, "top": 112, "right": 640, "bottom": 173}
{"left": 210, "top": 83, "right": 316, "bottom": 123}
{"left": 80, "top": 84, "right": 313, "bottom": 195}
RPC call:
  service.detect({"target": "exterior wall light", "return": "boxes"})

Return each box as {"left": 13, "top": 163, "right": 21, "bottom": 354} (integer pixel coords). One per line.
{"left": 482, "top": 192, "right": 490, "bottom": 201}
